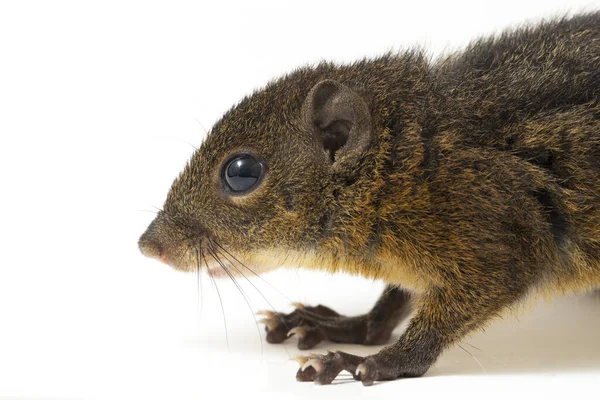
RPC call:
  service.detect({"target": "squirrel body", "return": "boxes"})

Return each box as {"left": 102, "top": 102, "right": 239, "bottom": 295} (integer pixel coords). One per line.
{"left": 140, "top": 12, "right": 600, "bottom": 384}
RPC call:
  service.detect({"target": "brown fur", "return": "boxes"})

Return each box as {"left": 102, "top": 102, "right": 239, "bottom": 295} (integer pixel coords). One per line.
{"left": 139, "top": 12, "right": 600, "bottom": 384}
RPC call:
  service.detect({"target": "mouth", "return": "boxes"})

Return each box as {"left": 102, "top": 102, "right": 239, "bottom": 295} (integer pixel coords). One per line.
{"left": 158, "top": 242, "right": 252, "bottom": 279}
{"left": 139, "top": 225, "right": 285, "bottom": 278}
{"left": 202, "top": 257, "right": 239, "bottom": 278}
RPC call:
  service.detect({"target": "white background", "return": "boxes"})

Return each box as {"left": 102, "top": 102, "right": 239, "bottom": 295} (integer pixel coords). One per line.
{"left": 1, "top": 1, "right": 599, "bottom": 399}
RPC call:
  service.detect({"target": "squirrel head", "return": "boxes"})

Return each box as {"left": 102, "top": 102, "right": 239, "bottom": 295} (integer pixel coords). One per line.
{"left": 138, "top": 56, "right": 426, "bottom": 276}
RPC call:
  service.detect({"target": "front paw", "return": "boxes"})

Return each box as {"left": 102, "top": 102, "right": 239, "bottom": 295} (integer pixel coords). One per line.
{"left": 293, "top": 351, "right": 431, "bottom": 386}
{"left": 293, "top": 351, "right": 365, "bottom": 385}
{"left": 355, "top": 354, "right": 430, "bottom": 386}
{"left": 256, "top": 303, "right": 340, "bottom": 350}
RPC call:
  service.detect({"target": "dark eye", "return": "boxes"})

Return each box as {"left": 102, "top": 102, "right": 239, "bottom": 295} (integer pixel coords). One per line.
{"left": 223, "top": 154, "right": 264, "bottom": 193}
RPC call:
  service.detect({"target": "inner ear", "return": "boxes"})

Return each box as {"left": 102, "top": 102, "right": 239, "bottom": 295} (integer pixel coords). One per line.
{"left": 321, "top": 120, "right": 351, "bottom": 162}
{"left": 302, "top": 80, "right": 372, "bottom": 166}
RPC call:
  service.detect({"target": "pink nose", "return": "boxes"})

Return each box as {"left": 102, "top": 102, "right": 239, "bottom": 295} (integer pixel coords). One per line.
{"left": 159, "top": 251, "right": 168, "bottom": 264}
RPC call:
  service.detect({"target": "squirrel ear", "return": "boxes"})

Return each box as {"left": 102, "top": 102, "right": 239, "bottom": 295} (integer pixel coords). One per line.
{"left": 301, "top": 79, "right": 372, "bottom": 168}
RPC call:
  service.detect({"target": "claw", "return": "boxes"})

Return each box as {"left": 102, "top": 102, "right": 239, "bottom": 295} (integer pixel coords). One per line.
{"left": 257, "top": 317, "right": 278, "bottom": 330}
{"left": 290, "top": 356, "right": 309, "bottom": 366}
{"left": 355, "top": 363, "right": 367, "bottom": 378}
{"left": 287, "top": 327, "right": 306, "bottom": 338}
{"left": 291, "top": 302, "right": 305, "bottom": 310}
{"left": 255, "top": 310, "right": 276, "bottom": 318}
{"left": 301, "top": 358, "right": 325, "bottom": 373}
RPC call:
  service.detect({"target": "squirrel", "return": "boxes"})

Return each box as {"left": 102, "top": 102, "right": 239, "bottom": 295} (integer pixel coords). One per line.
{"left": 139, "top": 12, "right": 600, "bottom": 385}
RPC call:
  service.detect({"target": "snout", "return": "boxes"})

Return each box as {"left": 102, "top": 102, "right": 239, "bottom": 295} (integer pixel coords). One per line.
{"left": 138, "top": 226, "right": 168, "bottom": 264}
{"left": 138, "top": 214, "right": 202, "bottom": 271}
{"left": 138, "top": 215, "right": 274, "bottom": 277}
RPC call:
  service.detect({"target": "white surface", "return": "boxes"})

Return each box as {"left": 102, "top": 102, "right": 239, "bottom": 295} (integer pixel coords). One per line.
{"left": 1, "top": 1, "right": 599, "bottom": 399}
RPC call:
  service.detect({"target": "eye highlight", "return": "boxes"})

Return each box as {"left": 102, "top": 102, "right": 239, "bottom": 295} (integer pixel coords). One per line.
{"left": 222, "top": 154, "right": 264, "bottom": 194}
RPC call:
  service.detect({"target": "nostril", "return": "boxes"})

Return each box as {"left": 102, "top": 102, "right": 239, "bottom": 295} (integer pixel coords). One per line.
{"left": 159, "top": 250, "right": 168, "bottom": 264}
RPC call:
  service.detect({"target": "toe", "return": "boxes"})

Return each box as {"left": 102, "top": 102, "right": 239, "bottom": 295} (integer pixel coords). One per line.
{"left": 255, "top": 310, "right": 276, "bottom": 318}
{"left": 296, "top": 366, "right": 317, "bottom": 382}
{"left": 265, "top": 327, "right": 288, "bottom": 343}
{"left": 287, "top": 326, "right": 307, "bottom": 338}
{"left": 297, "top": 327, "right": 325, "bottom": 350}
{"left": 286, "top": 325, "right": 325, "bottom": 350}
{"left": 359, "top": 360, "right": 380, "bottom": 386}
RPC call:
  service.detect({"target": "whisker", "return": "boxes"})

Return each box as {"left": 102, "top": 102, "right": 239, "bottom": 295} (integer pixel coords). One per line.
{"left": 212, "top": 241, "right": 293, "bottom": 303}
{"left": 152, "top": 205, "right": 164, "bottom": 214}
{"left": 464, "top": 342, "right": 506, "bottom": 366}
{"left": 212, "top": 245, "right": 279, "bottom": 313}
{"left": 458, "top": 344, "right": 486, "bottom": 373}
{"left": 182, "top": 140, "right": 198, "bottom": 151}
{"left": 202, "top": 249, "right": 228, "bottom": 349}
{"left": 154, "top": 207, "right": 197, "bottom": 233}
{"left": 177, "top": 244, "right": 191, "bottom": 268}
{"left": 136, "top": 209, "right": 160, "bottom": 214}
{"left": 195, "top": 249, "right": 203, "bottom": 322}
{"left": 195, "top": 118, "right": 209, "bottom": 136}
{"left": 152, "top": 205, "right": 195, "bottom": 232}
{"left": 207, "top": 246, "right": 264, "bottom": 360}
{"left": 209, "top": 243, "right": 292, "bottom": 358}
{"left": 199, "top": 257, "right": 204, "bottom": 320}
{"left": 207, "top": 246, "right": 256, "bottom": 308}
